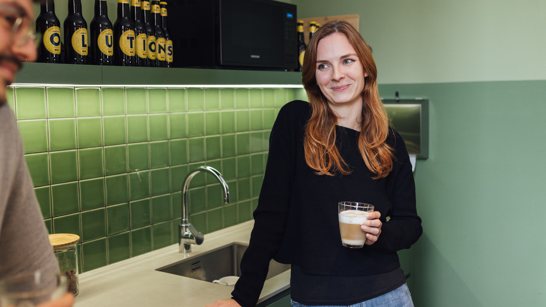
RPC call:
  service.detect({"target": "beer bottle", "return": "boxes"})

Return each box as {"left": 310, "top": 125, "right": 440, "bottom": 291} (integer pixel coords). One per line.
{"left": 114, "top": 0, "right": 135, "bottom": 66}
{"left": 151, "top": 1, "right": 166, "bottom": 67}
{"left": 36, "top": 0, "right": 61, "bottom": 63}
{"left": 160, "top": 1, "right": 173, "bottom": 67}
{"left": 131, "top": 0, "right": 147, "bottom": 66}
{"left": 141, "top": 0, "right": 155, "bottom": 67}
{"left": 90, "top": 0, "right": 113, "bottom": 65}
{"left": 297, "top": 20, "right": 306, "bottom": 72}
{"left": 64, "top": 0, "right": 88, "bottom": 64}
{"left": 309, "top": 21, "right": 317, "bottom": 41}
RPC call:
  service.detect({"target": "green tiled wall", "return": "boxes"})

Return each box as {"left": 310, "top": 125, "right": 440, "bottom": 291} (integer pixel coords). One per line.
{"left": 11, "top": 86, "right": 299, "bottom": 273}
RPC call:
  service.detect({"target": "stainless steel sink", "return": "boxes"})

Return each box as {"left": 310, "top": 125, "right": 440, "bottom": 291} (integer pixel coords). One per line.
{"left": 156, "top": 242, "right": 290, "bottom": 283}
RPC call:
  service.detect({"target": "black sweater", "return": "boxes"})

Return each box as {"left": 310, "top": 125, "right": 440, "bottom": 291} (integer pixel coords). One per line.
{"left": 232, "top": 100, "right": 422, "bottom": 307}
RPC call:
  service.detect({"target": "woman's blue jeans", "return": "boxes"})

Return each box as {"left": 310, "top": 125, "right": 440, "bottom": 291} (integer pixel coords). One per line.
{"left": 291, "top": 283, "right": 414, "bottom": 307}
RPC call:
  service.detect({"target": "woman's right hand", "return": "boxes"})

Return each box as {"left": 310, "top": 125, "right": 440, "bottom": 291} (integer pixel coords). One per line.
{"left": 204, "top": 299, "right": 241, "bottom": 307}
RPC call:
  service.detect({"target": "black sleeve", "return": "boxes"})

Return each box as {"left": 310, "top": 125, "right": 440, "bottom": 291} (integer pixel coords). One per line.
{"left": 367, "top": 130, "right": 423, "bottom": 253}
{"left": 231, "top": 102, "right": 304, "bottom": 307}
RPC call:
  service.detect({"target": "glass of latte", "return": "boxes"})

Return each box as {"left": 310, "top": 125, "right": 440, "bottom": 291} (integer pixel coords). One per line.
{"left": 338, "top": 202, "right": 374, "bottom": 249}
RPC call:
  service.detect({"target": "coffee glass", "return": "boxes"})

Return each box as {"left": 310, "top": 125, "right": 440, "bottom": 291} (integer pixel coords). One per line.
{"left": 0, "top": 271, "right": 67, "bottom": 306}
{"left": 338, "top": 202, "right": 374, "bottom": 249}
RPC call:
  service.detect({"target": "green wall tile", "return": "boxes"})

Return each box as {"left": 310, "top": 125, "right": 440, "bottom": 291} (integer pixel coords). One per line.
{"left": 52, "top": 182, "right": 79, "bottom": 216}
{"left": 207, "top": 184, "right": 223, "bottom": 209}
{"left": 169, "top": 139, "right": 187, "bottom": 166}
{"left": 82, "top": 208, "right": 106, "bottom": 242}
{"left": 6, "top": 87, "right": 14, "bottom": 110}
{"left": 235, "top": 89, "right": 249, "bottom": 109}
{"left": 204, "top": 88, "right": 220, "bottom": 111}
{"left": 207, "top": 207, "right": 223, "bottom": 233}
{"left": 25, "top": 153, "right": 49, "bottom": 187}
{"left": 250, "top": 132, "right": 263, "bottom": 153}
{"left": 82, "top": 238, "right": 106, "bottom": 272}
{"left": 108, "top": 232, "right": 130, "bottom": 264}
{"left": 80, "top": 178, "right": 105, "bottom": 211}
{"left": 148, "top": 89, "right": 167, "bottom": 113}
{"left": 250, "top": 110, "right": 263, "bottom": 130}
{"left": 187, "top": 88, "right": 203, "bottom": 111}
{"left": 149, "top": 114, "right": 168, "bottom": 141}
{"left": 250, "top": 89, "right": 262, "bottom": 108}
{"left": 286, "top": 88, "right": 295, "bottom": 102}
{"left": 221, "top": 111, "right": 235, "bottom": 134}
{"left": 49, "top": 119, "right": 76, "bottom": 151}
{"left": 205, "top": 112, "right": 220, "bottom": 135}
{"left": 237, "top": 156, "right": 250, "bottom": 178}
{"left": 130, "top": 199, "right": 151, "bottom": 229}
{"left": 251, "top": 154, "right": 264, "bottom": 176}
{"left": 47, "top": 88, "right": 75, "bottom": 118}
{"left": 76, "top": 88, "right": 101, "bottom": 117}
{"left": 263, "top": 109, "right": 275, "bottom": 129}
{"left": 223, "top": 204, "right": 238, "bottom": 228}
{"left": 103, "top": 116, "right": 126, "bottom": 146}
{"left": 131, "top": 227, "right": 151, "bottom": 256}
{"left": 236, "top": 111, "right": 249, "bottom": 132}
{"left": 105, "top": 145, "right": 127, "bottom": 176}
{"left": 19, "top": 120, "right": 48, "bottom": 154}
{"left": 107, "top": 203, "right": 129, "bottom": 235}
{"left": 188, "top": 187, "right": 206, "bottom": 214}
{"left": 172, "top": 192, "right": 181, "bottom": 218}
{"left": 171, "top": 165, "right": 189, "bottom": 193}
{"left": 205, "top": 160, "right": 222, "bottom": 185}
{"left": 222, "top": 158, "right": 236, "bottom": 181}
{"left": 151, "top": 168, "right": 170, "bottom": 196}
{"left": 169, "top": 113, "right": 186, "bottom": 139}
{"left": 152, "top": 222, "right": 171, "bottom": 250}
{"left": 128, "top": 143, "right": 149, "bottom": 171}
{"left": 205, "top": 136, "right": 221, "bottom": 160}
{"left": 77, "top": 118, "right": 102, "bottom": 149}
{"left": 252, "top": 175, "right": 264, "bottom": 198}
{"left": 150, "top": 141, "right": 169, "bottom": 168}
{"left": 35, "top": 186, "right": 51, "bottom": 219}
{"left": 252, "top": 198, "right": 259, "bottom": 211}
{"left": 188, "top": 162, "right": 205, "bottom": 188}
{"left": 126, "top": 88, "right": 147, "bottom": 114}
{"left": 106, "top": 174, "right": 129, "bottom": 205}
{"left": 79, "top": 148, "right": 104, "bottom": 180}
{"left": 53, "top": 213, "right": 80, "bottom": 237}
{"left": 238, "top": 178, "right": 251, "bottom": 201}
{"left": 50, "top": 150, "right": 77, "bottom": 184}
{"left": 187, "top": 113, "right": 204, "bottom": 137}
{"left": 44, "top": 219, "right": 52, "bottom": 234}
{"left": 275, "top": 88, "right": 286, "bottom": 107}
{"left": 129, "top": 171, "right": 150, "bottom": 200}
{"left": 236, "top": 133, "right": 250, "bottom": 155}
{"left": 16, "top": 88, "right": 46, "bottom": 120}
{"left": 222, "top": 134, "right": 236, "bottom": 158}
{"left": 152, "top": 195, "right": 171, "bottom": 223}
{"left": 220, "top": 89, "right": 234, "bottom": 109}
{"left": 263, "top": 89, "right": 275, "bottom": 108}
{"left": 168, "top": 89, "right": 186, "bottom": 112}
{"left": 127, "top": 115, "right": 148, "bottom": 143}
{"left": 227, "top": 180, "right": 237, "bottom": 203}
{"left": 102, "top": 88, "right": 125, "bottom": 116}
{"left": 189, "top": 212, "right": 206, "bottom": 234}
{"left": 263, "top": 131, "right": 271, "bottom": 152}
{"left": 188, "top": 138, "right": 205, "bottom": 163}
{"left": 238, "top": 200, "right": 252, "bottom": 222}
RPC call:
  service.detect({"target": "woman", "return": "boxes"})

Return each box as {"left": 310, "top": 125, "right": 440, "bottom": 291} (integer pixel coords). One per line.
{"left": 207, "top": 21, "right": 422, "bottom": 307}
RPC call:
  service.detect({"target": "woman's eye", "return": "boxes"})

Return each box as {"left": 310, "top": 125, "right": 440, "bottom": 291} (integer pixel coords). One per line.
{"left": 343, "top": 58, "right": 355, "bottom": 64}
{"left": 317, "top": 64, "right": 328, "bottom": 70}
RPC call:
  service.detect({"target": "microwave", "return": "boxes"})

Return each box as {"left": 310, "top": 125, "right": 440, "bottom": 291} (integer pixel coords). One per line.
{"left": 166, "top": 0, "right": 298, "bottom": 70}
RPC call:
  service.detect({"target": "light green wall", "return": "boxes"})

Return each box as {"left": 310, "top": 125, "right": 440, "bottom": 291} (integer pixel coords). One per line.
{"left": 294, "top": 0, "right": 546, "bottom": 84}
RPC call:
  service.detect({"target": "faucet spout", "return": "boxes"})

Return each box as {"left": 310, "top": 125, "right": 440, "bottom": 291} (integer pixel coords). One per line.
{"left": 179, "top": 166, "right": 230, "bottom": 253}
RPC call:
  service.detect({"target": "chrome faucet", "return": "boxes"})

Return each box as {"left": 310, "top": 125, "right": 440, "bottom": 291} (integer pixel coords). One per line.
{"left": 179, "top": 166, "right": 230, "bottom": 253}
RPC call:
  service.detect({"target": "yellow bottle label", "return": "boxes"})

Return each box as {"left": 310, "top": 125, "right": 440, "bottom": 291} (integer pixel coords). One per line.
{"left": 142, "top": 1, "right": 150, "bottom": 10}
{"left": 131, "top": 0, "right": 141, "bottom": 6}
{"left": 152, "top": 4, "right": 160, "bottom": 13}
{"left": 118, "top": 0, "right": 129, "bottom": 3}
{"left": 156, "top": 37, "right": 166, "bottom": 61}
{"left": 43, "top": 26, "right": 61, "bottom": 55}
{"left": 147, "top": 35, "right": 156, "bottom": 60}
{"left": 72, "top": 28, "right": 88, "bottom": 56}
{"left": 166, "top": 39, "right": 173, "bottom": 63}
{"left": 120, "top": 30, "right": 136, "bottom": 56}
{"left": 160, "top": 1, "right": 167, "bottom": 4}
{"left": 136, "top": 33, "right": 147, "bottom": 59}
{"left": 299, "top": 51, "right": 305, "bottom": 66}
{"left": 98, "top": 29, "right": 114, "bottom": 56}
{"left": 161, "top": 7, "right": 167, "bottom": 16}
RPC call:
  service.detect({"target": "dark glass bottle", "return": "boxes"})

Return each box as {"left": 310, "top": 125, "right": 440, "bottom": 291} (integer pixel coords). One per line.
{"left": 90, "top": 0, "right": 113, "bottom": 65}
{"left": 64, "top": 0, "right": 88, "bottom": 64}
{"left": 297, "top": 20, "right": 306, "bottom": 72}
{"left": 114, "top": 0, "right": 135, "bottom": 66}
{"left": 141, "top": 0, "right": 155, "bottom": 67}
{"left": 151, "top": 1, "right": 166, "bottom": 67}
{"left": 160, "top": 1, "right": 172, "bottom": 67}
{"left": 309, "top": 21, "right": 317, "bottom": 41}
{"left": 131, "top": 0, "right": 147, "bottom": 66}
{"left": 36, "top": 0, "right": 62, "bottom": 63}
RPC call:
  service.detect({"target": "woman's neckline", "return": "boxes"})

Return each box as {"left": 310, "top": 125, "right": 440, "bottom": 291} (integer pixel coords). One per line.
{"left": 336, "top": 125, "right": 361, "bottom": 133}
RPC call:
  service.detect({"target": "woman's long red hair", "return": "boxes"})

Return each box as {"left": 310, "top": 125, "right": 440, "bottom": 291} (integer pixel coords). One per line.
{"left": 302, "top": 21, "right": 394, "bottom": 179}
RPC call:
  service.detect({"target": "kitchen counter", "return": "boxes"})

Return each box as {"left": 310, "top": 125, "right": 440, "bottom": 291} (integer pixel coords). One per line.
{"left": 75, "top": 221, "right": 290, "bottom": 307}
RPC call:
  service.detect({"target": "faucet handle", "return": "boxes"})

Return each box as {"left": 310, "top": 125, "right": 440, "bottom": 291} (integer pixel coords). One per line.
{"left": 189, "top": 224, "right": 204, "bottom": 245}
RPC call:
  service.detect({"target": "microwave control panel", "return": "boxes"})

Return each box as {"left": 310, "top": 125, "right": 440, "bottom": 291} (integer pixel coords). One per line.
{"left": 283, "top": 11, "right": 297, "bottom": 68}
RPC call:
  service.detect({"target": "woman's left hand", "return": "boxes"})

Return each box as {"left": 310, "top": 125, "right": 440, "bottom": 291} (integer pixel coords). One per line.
{"left": 361, "top": 211, "right": 382, "bottom": 245}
